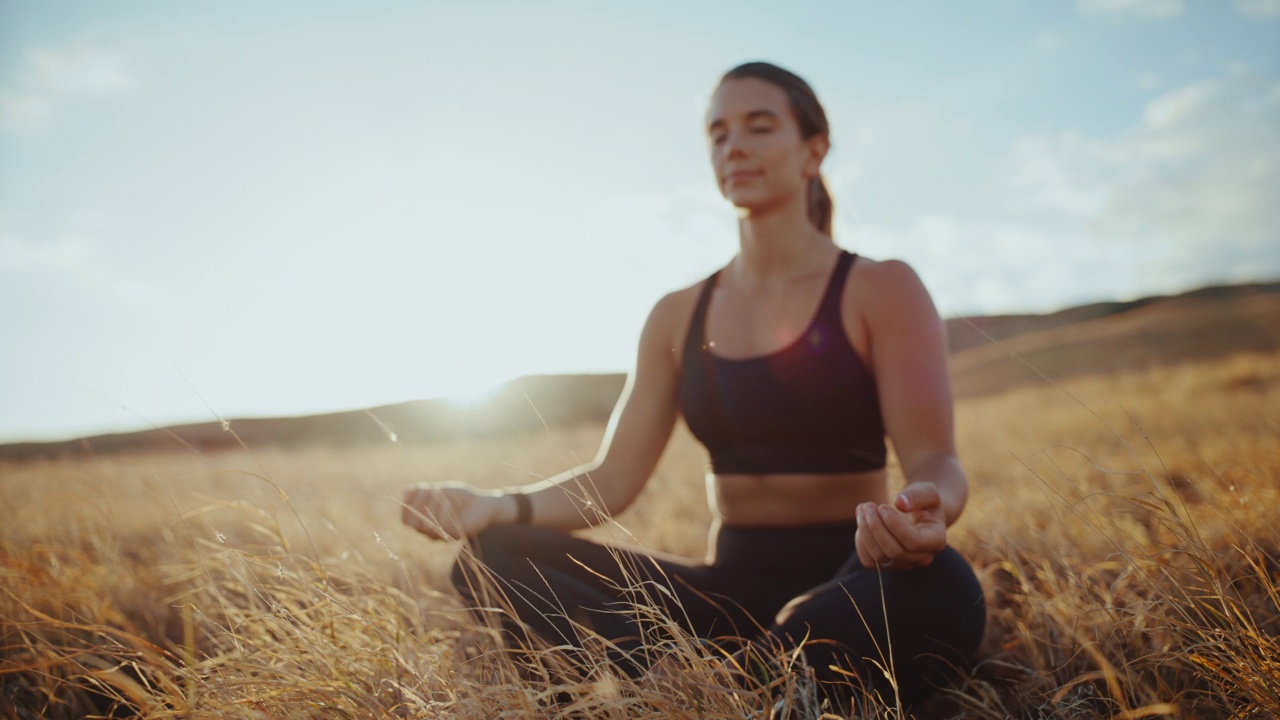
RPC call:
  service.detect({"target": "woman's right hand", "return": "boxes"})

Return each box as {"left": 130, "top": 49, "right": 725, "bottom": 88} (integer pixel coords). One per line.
{"left": 401, "top": 482, "right": 508, "bottom": 540}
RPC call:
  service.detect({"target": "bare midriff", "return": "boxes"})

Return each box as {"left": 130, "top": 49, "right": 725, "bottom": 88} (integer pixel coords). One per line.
{"left": 709, "top": 469, "right": 889, "bottom": 527}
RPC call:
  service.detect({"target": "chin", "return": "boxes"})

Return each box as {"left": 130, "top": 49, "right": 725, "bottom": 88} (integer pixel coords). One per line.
{"left": 723, "top": 186, "right": 772, "bottom": 210}
{"left": 726, "top": 195, "right": 777, "bottom": 217}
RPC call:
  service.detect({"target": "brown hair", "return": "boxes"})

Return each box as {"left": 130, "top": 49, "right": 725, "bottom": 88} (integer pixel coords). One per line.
{"left": 720, "top": 61, "right": 833, "bottom": 235}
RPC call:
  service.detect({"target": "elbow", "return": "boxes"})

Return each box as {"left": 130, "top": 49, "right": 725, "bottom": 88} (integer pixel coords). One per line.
{"left": 586, "top": 428, "right": 668, "bottom": 522}
{"left": 574, "top": 460, "right": 649, "bottom": 523}
{"left": 602, "top": 470, "right": 649, "bottom": 518}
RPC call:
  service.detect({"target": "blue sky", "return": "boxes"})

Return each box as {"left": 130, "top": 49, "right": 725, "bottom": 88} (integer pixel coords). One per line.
{"left": 2, "top": 0, "right": 1278, "bottom": 442}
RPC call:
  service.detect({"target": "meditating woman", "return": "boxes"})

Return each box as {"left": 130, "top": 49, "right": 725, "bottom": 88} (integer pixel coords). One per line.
{"left": 402, "top": 61, "right": 986, "bottom": 708}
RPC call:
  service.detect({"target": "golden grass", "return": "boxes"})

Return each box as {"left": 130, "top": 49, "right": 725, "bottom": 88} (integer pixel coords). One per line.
{"left": 2, "top": 351, "right": 1278, "bottom": 718}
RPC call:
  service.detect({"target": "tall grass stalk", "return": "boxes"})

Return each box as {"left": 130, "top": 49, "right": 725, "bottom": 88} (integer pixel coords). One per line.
{"left": 2, "top": 352, "right": 1277, "bottom": 717}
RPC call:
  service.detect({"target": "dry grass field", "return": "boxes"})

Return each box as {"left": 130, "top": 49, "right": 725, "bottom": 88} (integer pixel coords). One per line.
{"left": 3, "top": 347, "right": 1279, "bottom": 718}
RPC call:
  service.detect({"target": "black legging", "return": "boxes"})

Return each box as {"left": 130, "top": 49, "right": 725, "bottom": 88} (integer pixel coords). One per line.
{"left": 450, "top": 520, "right": 986, "bottom": 706}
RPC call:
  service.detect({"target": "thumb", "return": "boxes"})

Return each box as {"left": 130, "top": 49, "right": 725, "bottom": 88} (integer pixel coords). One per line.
{"left": 895, "top": 483, "right": 941, "bottom": 512}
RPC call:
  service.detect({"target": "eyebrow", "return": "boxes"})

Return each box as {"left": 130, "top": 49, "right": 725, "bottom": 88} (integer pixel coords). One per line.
{"left": 707, "top": 109, "right": 781, "bottom": 132}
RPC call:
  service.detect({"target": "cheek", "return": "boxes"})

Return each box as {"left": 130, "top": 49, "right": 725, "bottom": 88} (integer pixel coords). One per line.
{"left": 756, "top": 136, "right": 801, "bottom": 169}
{"left": 761, "top": 148, "right": 808, "bottom": 186}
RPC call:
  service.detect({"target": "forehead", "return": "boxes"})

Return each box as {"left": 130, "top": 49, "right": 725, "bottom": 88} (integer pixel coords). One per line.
{"left": 706, "top": 77, "right": 793, "bottom": 126}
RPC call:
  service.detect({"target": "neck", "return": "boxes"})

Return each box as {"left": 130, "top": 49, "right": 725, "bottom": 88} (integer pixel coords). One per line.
{"left": 734, "top": 202, "right": 833, "bottom": 285}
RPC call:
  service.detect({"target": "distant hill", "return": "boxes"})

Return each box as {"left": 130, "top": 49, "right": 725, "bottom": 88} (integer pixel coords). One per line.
{"left": 945, "top": 282, "right": 1280, "bottom": 398}
{"left": 0, "top": 374, "right": 628, "bottom": 461}
{"left": 942, "top": 281, "right": 1280, "bottom": 355}
{"left": 2, "top": 281, "right": 1277, "bottom": 461}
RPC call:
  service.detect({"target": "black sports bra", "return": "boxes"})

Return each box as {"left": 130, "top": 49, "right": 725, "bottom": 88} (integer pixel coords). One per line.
{"left": 677, "top": 251, "right": 887, "bottom": 474}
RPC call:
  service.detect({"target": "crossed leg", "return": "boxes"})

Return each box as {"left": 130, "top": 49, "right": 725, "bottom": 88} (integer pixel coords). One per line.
{"left": 450, "top": 524, "right": 985, "bottom": 707}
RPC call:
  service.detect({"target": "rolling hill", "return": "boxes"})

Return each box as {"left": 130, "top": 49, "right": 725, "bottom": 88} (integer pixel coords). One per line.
{"left": 944, "top": 281, "right": 1280, "bottom": 397}
{"left": 2, "top": 281, "right": 1276, "bottom": 461}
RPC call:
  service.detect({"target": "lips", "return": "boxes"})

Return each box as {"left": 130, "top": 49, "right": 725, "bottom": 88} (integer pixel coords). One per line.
{"left": 724, "top": 170, "right": 761, "bottom": 184}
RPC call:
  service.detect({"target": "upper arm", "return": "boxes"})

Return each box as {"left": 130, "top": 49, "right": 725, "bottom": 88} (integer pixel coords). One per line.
{"left": 591, "top": 291, "right": 684, "bottom": 508}
{"left": 863, "top": 260, "right": 957, "bottom": 477}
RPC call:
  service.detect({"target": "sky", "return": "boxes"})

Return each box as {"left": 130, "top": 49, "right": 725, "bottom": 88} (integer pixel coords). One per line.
{"left": 1, "top": 0, "right": 1278, "bottom": 443}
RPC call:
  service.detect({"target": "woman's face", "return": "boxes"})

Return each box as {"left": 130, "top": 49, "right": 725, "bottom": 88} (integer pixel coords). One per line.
{"left": 706, "top": 77, "right": 826, "bottom": 213}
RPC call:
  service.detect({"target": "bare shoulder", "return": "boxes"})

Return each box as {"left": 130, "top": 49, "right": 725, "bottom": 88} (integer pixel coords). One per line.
{"left": 657, "top": 279, "right": 705, "bottom": 314}
{"left": 642, "top": 278, "right": 711, "bottom": 364}
{"left": 648, "top": 280, "right": 704, "bottom": 330}
{"left": 849, "top": 254, "right": 942, "bottom": 325}
{"left": 851, "top": 255, "right": 925, "bottom": 293}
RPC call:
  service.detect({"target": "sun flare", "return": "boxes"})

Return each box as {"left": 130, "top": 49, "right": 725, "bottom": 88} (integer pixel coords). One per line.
{"left": 437, "top": 381, "right": 505, "bottom": 411}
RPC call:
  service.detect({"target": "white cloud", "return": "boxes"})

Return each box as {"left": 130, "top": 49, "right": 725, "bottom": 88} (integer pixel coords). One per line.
{"left": 1142, "top": 79, "right": 1218, "bottom": 130}
{"left": 849, "top": 215, "right": 1148, "bottom": 315}
{"left": 0, "top": 91, "right": 52, "bottom": 130}
{"left": 29, "top": 42, "right": 134, "bottom": 96}
{"left": 1008, "top": 131, "right": 1122, "bottom": 215}
{"left": 1004, "top": 71, "right": 1280, "bottom": 297}
{"left": 0, "top": 232, "right": 96, "bottom": 271}
{"left": 848, "top": 69, "right": 1280, "bottom": 315}
{"left": 1236, "top": 0, "right": 1280, "bottom": 17}
{"left": 1077, "top": 0, "right": 1184, "bottom": 18}
{"left": 0, "top": 41, "right": 134, "bottom": 132}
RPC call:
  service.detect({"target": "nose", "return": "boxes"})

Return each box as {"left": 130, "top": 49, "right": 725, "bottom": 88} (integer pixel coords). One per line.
{"left": 721, "top": 128, "right": 748, "bottom": 158}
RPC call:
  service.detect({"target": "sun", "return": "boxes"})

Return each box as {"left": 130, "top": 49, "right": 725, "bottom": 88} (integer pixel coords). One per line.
{"left": 437, "top": 379, "right": 505, "bottom": 411}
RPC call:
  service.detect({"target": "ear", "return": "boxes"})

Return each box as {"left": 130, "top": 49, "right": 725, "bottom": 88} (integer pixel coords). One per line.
{"left": 803, "top": 133, "right": 830, "bottom": 178}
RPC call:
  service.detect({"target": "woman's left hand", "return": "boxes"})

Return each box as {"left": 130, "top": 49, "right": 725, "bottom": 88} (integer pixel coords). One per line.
{"left": 855, "top": 482, "right": 947, "bottom": 570}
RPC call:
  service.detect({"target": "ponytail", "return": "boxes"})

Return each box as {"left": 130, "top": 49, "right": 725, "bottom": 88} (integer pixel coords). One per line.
{"left": 808, "top": 174, "right": 833, "bottom": 236}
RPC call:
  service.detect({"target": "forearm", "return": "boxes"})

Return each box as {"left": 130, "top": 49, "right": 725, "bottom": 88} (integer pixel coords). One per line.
{"left": 498, "top": 462, "right": 640, "bottom": 531}
{"left": 902, "top": 453, "right": 968, "bottom": 526}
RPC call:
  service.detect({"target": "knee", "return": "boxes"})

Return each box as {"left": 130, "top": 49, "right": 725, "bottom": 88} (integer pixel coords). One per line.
{"left": 449, "top": 524, "right": 545, "bottom": 597}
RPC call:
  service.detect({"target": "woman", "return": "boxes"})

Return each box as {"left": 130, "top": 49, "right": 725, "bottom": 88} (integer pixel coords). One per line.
{"left": 402, "top": 61, "right": 986, "bottom": 707}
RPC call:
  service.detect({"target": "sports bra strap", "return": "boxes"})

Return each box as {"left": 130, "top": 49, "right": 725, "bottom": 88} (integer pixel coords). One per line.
{"left": 686, "top": 252, "right": 854, "bottom": 354}
{"left": 684, "top": 270, "right": 720, "bottom": 355}
{"left": 814, "top": 251, "right": 856, "bottom": 323}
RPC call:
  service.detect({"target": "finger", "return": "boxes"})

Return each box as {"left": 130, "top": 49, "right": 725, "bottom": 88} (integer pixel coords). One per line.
{"left": 408, "top": 488, "right": 436, "bottom": 529}
{"left": 864, "top": 505, "right": 909, "bottom": 560}
{"left": 857, "top": 504, "right": 891, "bottom": 566}
{"left": 875, "top": 504, "right": 928, "bottom": 553}
{"left": 408, "top": 491, "right": 447, "bottom": 537}
{"left": 877, "top": 507, "right": 948, "bottom": 570}
{"left": 431, "top": 493, "right": 472, "bottom": 539}
{"left": 405, "top": 500, "right": 426, "bottom": 533}
{"left": 895, "top": 483, "right": 941, "bottom": 513}
{"left": 885, "top": 506, "right": 949, "bottom": 557}
{"left": 429, "top": 494, "right": 461, "bottom": 530}
{"left": 855, "top": 527, "right": 876, "bottom": 569}
{"left": 406, "top": 483, "right": 431, "bottom": 503}
{"left": 856, "top": 535, "right": 880, "bottom": 569}
{"left": 421, "top": 496, "right": 450, "bottom": 535}
{"left": 400, "top": 488, "right": 421, "bottom": 527}
{"left": 901, "top": 551, "right": 936, "bottom": 568}
{"left": 413, "top": 510, "right": 447, "bottom": 540}
{"left": 855, "top": 504, "right": 877, "bottom": 567}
